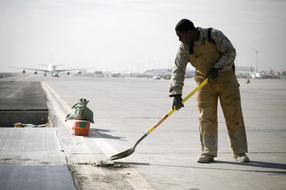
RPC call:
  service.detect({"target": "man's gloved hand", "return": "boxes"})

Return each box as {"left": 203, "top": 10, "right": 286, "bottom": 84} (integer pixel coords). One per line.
{"left": 207, "top": 67, "right": 221, "bottom": 80}
{"left": 171, "top": 94, "right": 184, "bottom": 110}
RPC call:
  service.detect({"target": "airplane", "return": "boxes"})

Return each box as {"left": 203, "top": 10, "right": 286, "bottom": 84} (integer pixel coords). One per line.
{"left": 17, "top": 64, "right": 85, "bottom": 77}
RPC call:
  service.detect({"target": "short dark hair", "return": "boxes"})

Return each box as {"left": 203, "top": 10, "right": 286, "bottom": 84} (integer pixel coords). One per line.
{"left": 175, "top": 19, "right": 195, "bottom": 32}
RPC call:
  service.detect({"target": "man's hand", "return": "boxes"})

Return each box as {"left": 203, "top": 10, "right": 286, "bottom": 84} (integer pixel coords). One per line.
{"left": 207, "top": 67, "right": 221, "bottom": 80}
{"left": 171, "top": 94, "right": 184, "bottom": 110}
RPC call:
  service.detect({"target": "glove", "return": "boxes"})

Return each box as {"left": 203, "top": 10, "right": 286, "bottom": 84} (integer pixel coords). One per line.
{"left": 171, "top": 94, "right": 184, "bottom": 111}
{"left": 207, "top": 67, "right": 221, "bottom": 80}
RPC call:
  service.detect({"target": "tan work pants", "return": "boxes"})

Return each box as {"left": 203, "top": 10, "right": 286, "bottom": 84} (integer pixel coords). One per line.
{"left": 196, "top": 70, "right": 248, "bottom": 156}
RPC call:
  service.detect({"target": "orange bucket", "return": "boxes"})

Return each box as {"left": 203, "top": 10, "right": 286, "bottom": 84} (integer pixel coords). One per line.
{"left": 72, "top": 120, "right": 90, "bottom": 136}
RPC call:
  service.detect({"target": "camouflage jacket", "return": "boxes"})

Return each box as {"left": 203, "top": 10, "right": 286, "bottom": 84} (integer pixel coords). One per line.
{"left": 169, "top": 27, "right": 236, "bottom": 96}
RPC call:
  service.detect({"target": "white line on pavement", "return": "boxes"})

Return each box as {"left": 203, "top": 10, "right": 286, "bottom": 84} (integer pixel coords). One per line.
{"left": 41, "top": 81, "right": 154, "bottom": 190}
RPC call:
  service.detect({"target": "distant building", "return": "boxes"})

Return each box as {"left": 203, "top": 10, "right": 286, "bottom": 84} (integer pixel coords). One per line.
{"left": 94, "top": 71, "right": 104, "bottom": 78}
{"left": 280, "top": 71, "right": 286, "bottom": 80}
{"left": 235, "top": 66, "right": 252, "bottom": 78}
{"left": 143, "top": 68, "right": 195, "bottom": 80}
{"left": 129, "top": 73, "right": 148, "bottom": 78}
{"left": 112, "top": 73, "right": 124, "bottom": 78}
{"left": 144, "top": 69, "right": 172, "bottom": 79}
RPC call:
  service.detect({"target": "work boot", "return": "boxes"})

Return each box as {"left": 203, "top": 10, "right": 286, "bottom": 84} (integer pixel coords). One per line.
{"left": 234, "top": 153, "right": 250, "bottom": 163}
{"left": 197, "top": 154, "right": 214, "bottom": 163}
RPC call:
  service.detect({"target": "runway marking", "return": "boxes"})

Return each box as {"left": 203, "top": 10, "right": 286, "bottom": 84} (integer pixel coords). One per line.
{"left": 41, "top": 82, "right": 91, "bottom": 154}
{"left": 41, "top": 81, "right": 154, "bottom": 190}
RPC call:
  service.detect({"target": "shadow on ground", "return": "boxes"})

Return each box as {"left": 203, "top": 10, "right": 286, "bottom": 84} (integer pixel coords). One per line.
{"left": 215, "top": 160, "right": 286, "bottom": 170}
{"left": 114, "top": 160, "right": 286, "bottom": 175}
{"left": 88, "top": 128, "right": 126, "bottom": 141}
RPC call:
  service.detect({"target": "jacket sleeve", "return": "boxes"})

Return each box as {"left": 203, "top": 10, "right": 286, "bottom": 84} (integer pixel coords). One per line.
{"left": 169, "top": 45, "right": 189, "bottom": 96}
{"left": 211, "top": 29, "right": 236, "bottom": 69}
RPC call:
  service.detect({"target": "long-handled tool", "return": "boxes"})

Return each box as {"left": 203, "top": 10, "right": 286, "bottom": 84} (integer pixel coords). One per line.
{"left": 110, "top": 78, "right": 209, "bottom": 161}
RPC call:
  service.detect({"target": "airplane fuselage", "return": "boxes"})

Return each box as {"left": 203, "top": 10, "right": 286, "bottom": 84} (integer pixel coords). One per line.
{"left": 48, "top": 64, "right": 57, "bottom": 72}
{"left": 48, "top": 64, "right": 59, "bottom": 77}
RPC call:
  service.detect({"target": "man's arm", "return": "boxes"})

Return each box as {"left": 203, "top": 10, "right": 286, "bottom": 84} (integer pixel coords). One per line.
{"left": 169, "top": 44, "right": 189, "bottom": 96}
{"left": 211, "top": 29, "right": 236, "bottom": 70}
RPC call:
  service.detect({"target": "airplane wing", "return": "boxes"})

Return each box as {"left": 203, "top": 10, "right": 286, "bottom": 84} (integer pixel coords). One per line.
{"left": 11, "top": 66, "right": 49, "bottom": 72}
{"left": 56, "top": 68, "right": 85, "bottom": 72}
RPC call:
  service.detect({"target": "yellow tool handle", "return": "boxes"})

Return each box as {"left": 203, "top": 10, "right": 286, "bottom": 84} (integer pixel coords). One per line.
{"left": 146, "top": 78, "right": 209, "bottom": 135}
{"left": 182, "top": 78, "right": 209, "bottom": 104}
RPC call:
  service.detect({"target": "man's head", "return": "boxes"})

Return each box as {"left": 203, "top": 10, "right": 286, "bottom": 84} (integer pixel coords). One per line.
{"left": 175, "top": 19, "right": 199, "bottom": 44}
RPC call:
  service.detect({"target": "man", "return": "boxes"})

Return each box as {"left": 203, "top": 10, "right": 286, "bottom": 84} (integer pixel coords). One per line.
{"left": 169, "top": 19, "right": 249, "bottom": 163}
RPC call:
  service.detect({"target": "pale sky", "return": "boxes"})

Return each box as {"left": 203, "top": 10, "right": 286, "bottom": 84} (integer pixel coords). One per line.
{"left": 0, "top": 0, "right": 286, "bottom": 73}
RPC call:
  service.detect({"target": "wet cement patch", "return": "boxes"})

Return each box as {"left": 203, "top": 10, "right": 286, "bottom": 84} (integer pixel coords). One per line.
{"left": 0, "top": 165, "right": 76, "bottom": 190}
{"left": 75, "top": 160, "right": 130, "bottom": 169}
{"left": 69, "top": 164, "right": 134, "bottom": 190}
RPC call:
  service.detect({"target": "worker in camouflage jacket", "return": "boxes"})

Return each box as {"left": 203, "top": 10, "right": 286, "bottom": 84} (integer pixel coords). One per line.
{"left": 169, "top": 19, "right": 249, "bottom": 163}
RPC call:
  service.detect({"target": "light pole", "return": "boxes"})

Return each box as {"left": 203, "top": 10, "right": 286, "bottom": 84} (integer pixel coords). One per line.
{"left": 255, "top": 50, "right": 259, "bottom": 72}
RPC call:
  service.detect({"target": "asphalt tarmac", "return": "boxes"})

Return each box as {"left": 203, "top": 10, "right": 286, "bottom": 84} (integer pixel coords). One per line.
{"left": 0, "top": 80, "right": 48, "bottom": 127}
{"left": 1, "top": 74, "right": 286, "bottom": 190}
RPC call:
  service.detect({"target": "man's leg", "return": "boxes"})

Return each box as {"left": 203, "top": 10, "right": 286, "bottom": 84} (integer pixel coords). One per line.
{"left": 197, "top": 82, "right": 218, "bottom": 159}
{"left": 218, "top": 74, "right": 248, "bottom": 160}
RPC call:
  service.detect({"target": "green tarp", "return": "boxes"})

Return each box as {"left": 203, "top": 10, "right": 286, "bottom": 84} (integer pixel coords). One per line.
{"left": 65, "top": 98, "right": 94, "bottom": 123}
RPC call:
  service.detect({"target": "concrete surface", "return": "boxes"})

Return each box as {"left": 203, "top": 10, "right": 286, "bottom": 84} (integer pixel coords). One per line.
{"left": 0, "top": 165, "right": 76, "bottom": 190}
{"left": 0, "top": 77, "right": 76, "bottom": 190}
{"left": 0, "top": 127, "right": 76, "bottom": 190}
{"left": 1, "top": 74, "right": 286, "bottom": 190}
